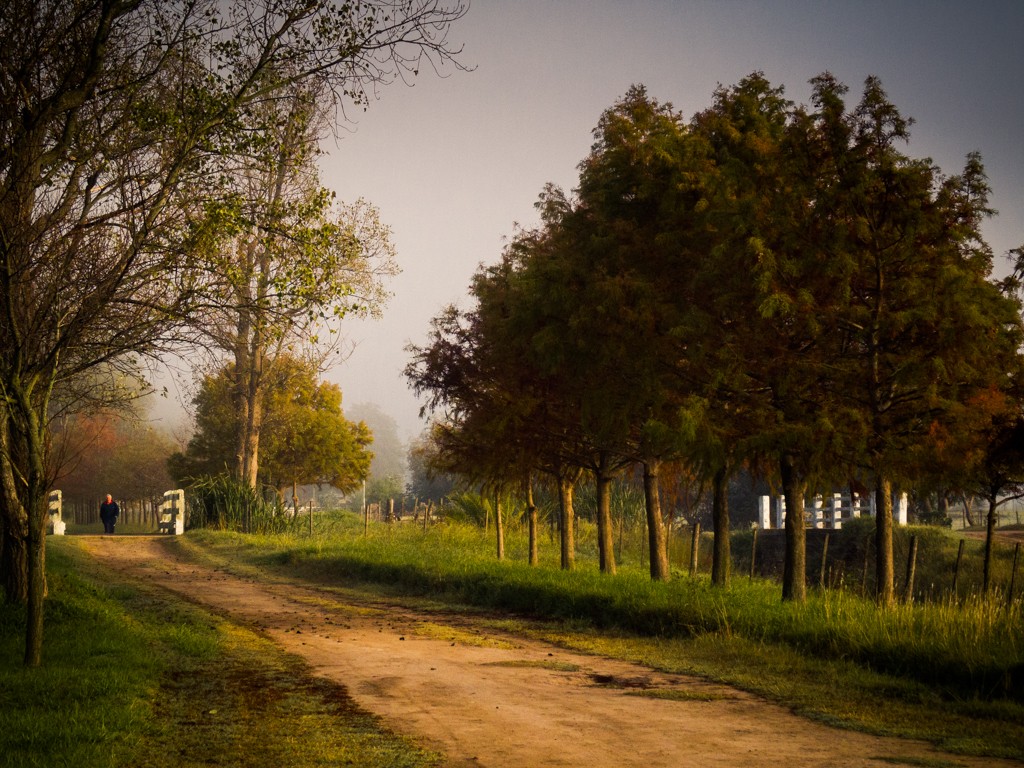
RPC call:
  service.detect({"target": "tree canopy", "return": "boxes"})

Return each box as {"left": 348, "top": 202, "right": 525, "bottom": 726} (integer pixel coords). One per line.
{"left": 408, "top": 73, "right": 1023, "bottom": 604}
{"left": 170, "top": 357, "right": 372, "bottom": 496}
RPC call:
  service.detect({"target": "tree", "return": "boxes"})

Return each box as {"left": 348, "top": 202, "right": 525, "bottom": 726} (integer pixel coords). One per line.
{"left": 259, "top": 366, "right": 372, "bottom": 502}
{"left": 681, "top": 73, "right": 1023, "bottom": 605}
{"left": 169, "top": 357, "right": 372, "bottom": 497}
{"left": 193, "top": 86, "right": 397, "bottom": 489}
{"left": 0, "top": 0, "right": 466, "bottom": 665}
{"left": 406, "top": 432, "right": 456, "bottom": 505}
{"left": 818, "top": 80, "right": 1022, "bottom": 605}
{"left": 925, "top": 386, "right": 1024, "bottom": 593}
{"left": 406, "top": 247, "right": 585, "bottom": 568}
{"left": 52, "top": 408, "right": 177, "bottom": 507}
{"left": 687, "top": 73, "right": 842, "bottom": 599}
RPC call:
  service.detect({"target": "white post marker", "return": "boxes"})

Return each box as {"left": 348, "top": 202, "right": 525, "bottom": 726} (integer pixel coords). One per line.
{"left": 48, "top": 490, "right": 65, "bottom": 535}
{"left": 158, "top": 489, "right": 186, "bottom": 535}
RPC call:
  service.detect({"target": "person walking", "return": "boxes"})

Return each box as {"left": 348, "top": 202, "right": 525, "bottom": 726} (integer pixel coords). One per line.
{"left": 100, "top": 494, "right": 120, "bottom": 535}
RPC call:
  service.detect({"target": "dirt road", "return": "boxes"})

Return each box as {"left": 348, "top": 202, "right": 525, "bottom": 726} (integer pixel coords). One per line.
{"left": 74, "top": 535, "right": 1013, "bottom": 768}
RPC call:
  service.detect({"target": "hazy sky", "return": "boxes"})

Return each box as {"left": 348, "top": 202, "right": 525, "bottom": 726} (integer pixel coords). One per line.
{"left": 312, "top": 1, "right": 1024, "bottom": 440}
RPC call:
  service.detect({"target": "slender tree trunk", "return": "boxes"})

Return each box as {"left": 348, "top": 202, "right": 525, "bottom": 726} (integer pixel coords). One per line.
{"left": 8, "top": 380, "right": 51, "bottom": 666}
{"left": 495, "top": 492, "right": 505, "bottom": 561}
{"left": 595, "top": 453, "right": 616, "bottom": 575}
{"left": 0, "top": 502, "right": 28, "bottom": 603}
{"left": 962, "top": 495, "right": 977, "bottom": 528}
{"left": 558, "top": 472, "right": 576, "bottom": 570}
{"left": 240, "top": 344, "right": 264, "bottom": 488}
{"left": 232, "top": 267, "right": 266, "bottom": 489}
{"left": 983, "top": 492, "right": 999, "bottom": 594}
{"left": 780, "top": 451, "right": 806, "bottom": 602}
{"left": 642, "top": 459, "right": 670, "bottom": 582}
{"left": 526, "top": 480, "right": 538, "bottom": 566}
{"left": 874, "top": 476, "right": 895, "bottom": 607}
{"left": 710, "top": 465, "right": 730, "bottom": 587}
{"left": 26, "top": 495, "right": 46, "bottom": 666}
{"left": 0, "top": 414, "right": 30, "bottom": 604}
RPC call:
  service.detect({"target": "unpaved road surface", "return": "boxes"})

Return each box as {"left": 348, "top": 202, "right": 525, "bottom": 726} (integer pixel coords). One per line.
{"left": 74, "top": 535, "right": 1015, "bottom": 768}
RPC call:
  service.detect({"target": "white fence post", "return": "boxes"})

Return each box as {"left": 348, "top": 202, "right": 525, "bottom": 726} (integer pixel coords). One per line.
{"left": 830, "top": 493, "right": 842, "bottom": 529}
{"left": 896, "top": 492, "right": 908, "bottom": 526}
{"left": 158, "top": 489, "right": 185, "bottom": 535}
{"left": 758, "top": 496, "right": 771, "bottom": 529}
{"left": 775, "top": 496, "right": 786, "bottom": 529}
{"left": 48, "top": 490, "right": 65, "bottom": 535}
{"left": 812, "top": 496, "right": 824, "bottom": 529}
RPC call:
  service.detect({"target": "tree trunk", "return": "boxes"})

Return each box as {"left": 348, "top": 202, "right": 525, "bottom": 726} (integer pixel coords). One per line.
{"left": 780, "top": 451, "right": 806, "bottom": 602}
{"left": 0, "top": 414, "right": 29, "bottom": 604}
{"left": 26, "top": 499, "right": 46, "bottom": 666}
{"left": 874, "top": 476, "right": 895, "bottom": 607}
{"left": 642, "top": 459, "right": 670, "bottom": 582}
{"left": 595, "top": 453, "right": 616, "bottom": 575}
{"left": 526, "top": 479, "right": 538, "bottom": 566}
{"left": 983, "top": 492, "right": 999, "bottom": 594}
{"left": 1, "top": 509, "right": 28, "bottom": 604}
{"left": 962, "top": 494, "right": 977, "bottom": 528}
{"left": 710, "top": 465, "right": 730, "bottom": 587}
{"left": 558, "top": 472, "right": 576, "bottom": 570}
{"left": 495, "top": 492, "right": 505, "bottom": 561}
{"left": 233, "top": 293, "right": 265, "bottom": 489}
{"left": 6, "top": 381, "right": 51, "bottom": 666}
{"left": 240, "top": 349, "right": 264, "bottom": 488}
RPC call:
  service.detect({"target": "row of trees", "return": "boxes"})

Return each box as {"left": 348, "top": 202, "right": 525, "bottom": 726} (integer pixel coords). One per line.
{"left": 1, "top": 0, "right": 467, "bottom": 666}
{"left": 406, "top": 74, "right": 1024, "bottom": 605}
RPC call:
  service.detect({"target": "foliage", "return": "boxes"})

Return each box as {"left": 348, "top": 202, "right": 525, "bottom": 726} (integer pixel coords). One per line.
{"left": 0, "top": 0, "right": 468, "bottom": 666}
{"left": 348, "top": 402, "right": 408, "bottom": 483}
{"left": 170, "top": 356, "right": 372, "bottom": 494}
{"left": 365, "top": 474, "right": 405, "bottom": 508}
{"left": 443, "top": 489, "right": 521, "bottom": 528}
{"left": 407, "top": 73, "right": 1023, "bottom": 603}
{"left": 51, "top": 410, "right": 178, "bottom": 505}
{"left": 406, "top": 431, "right": 457, "bottom": 504}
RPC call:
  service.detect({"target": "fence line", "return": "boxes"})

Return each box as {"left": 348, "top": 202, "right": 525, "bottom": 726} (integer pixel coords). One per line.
{"left": 758, "top": 491, "right": 908, "bottom": 530}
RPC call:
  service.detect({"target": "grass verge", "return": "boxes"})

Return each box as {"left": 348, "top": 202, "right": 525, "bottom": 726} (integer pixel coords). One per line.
{"left": 0, "top": 539, "right": 439, "bottom": 768}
